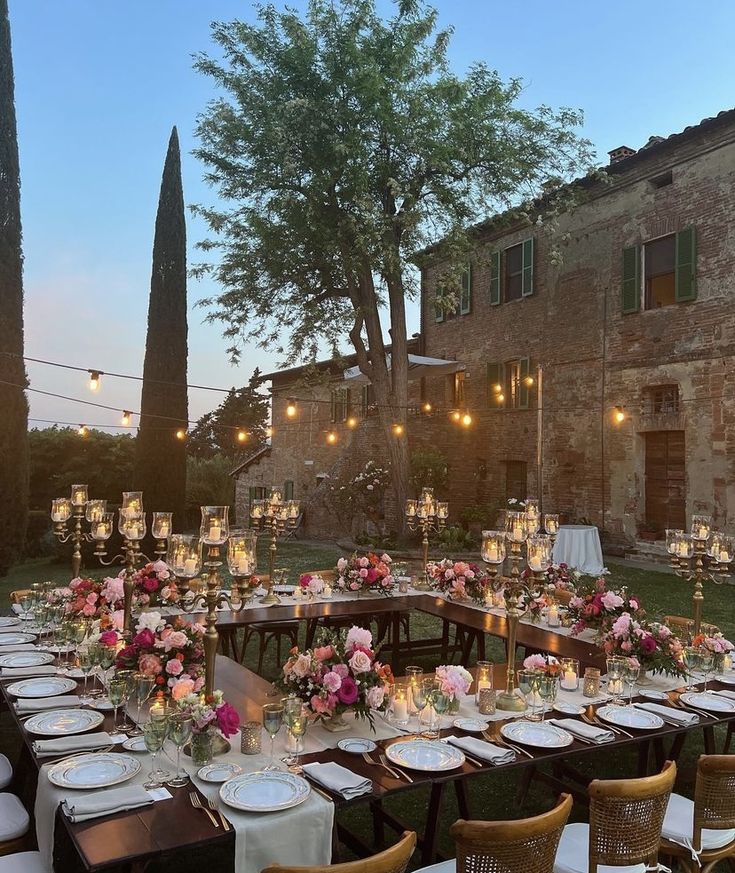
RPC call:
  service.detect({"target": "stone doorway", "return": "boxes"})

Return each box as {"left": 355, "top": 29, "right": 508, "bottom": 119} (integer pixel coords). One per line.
{"left": 644, "top": 431, "right": 686, "bottom": 537}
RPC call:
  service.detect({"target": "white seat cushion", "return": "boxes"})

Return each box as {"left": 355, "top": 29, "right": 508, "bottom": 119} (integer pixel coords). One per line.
{"left": 412, "top": 863, "right": 455, "bottom": 873}
{"left": 554, "top": 823, "right": 647, "bottom": 873}
{"left": 0, "top": 793, "right": 29, "bottom": 841}
{"left": 0, "top": 852, "right": 49, "bottom": 873}
{"left": 0, "top": 754, "right": 12, "bottom": 790}
{"left": 662, "top": 792, "right": 735, "bottom": 852}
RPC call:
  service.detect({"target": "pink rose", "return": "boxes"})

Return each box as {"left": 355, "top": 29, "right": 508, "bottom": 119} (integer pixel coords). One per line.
{"left": 311, "top": 694, "right": 332, "bottom": 714}
{"left": 215, "top": 702, "right": 240, "bottom": 738}
{"left": 359, "top": 568, "right": 369, "bottom": 578}
{"left": 337, "top": 676, "right": 359, "bottom": 705}
{"left": 165, "top": 658, "right": 183, "bottom": 676}
{"left": 162, "top": 630, "right": 188, "bottom": 652}
{"left": 139, "top": 654, "right": 162, "bottom": 676}
{"left": 345, "top": 627, "right": 373, "bottom": 651}
{"left": 358, "top": 557, "right": 369, "bottom": 568}
{"left": 99, "top": 630, "right": 118, "bottom": 648}
{"left": 629, "top": 599, "right": 639, "bottom": 611}
{"left": 82, "top": 603, "right": 96, "bottom": 616}
{"left": 523, "top": 654, "right": 547, "bottom": 670}
{"left": 142, "top": 578, "right": 159, "bottom": 593}
{"left": 332, "top": 663, "right": 349, "bottom": 679}
{"left": 171, "top": 677, "right": 195, "bottom": 700}
{"left": 366, "top": 685, "right": 385, "bottom": 709}
{"left": 349, "top": 650, "right": 372, "bottom": 674}
{"left": 323, "top": 670, "right": 342, "bottom": 693}
{"left": 290, "top": 653, "right": 312, "bottom": 679}
{"left": 313, "top": 645, "right": 334, "bottom": 662}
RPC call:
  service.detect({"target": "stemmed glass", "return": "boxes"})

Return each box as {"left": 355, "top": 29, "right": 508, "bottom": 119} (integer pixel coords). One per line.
{"left": 699, "top": 649, "right": 715, "bottom": 692}
{"left": 432, "top": 681, "right": 450, "bottom": 734}
{"left": 518, "top": 670, "right": 540, "bottom": 721}
{"left": 262, "top": 703, "right": 284, "bottom": 770}
{"left": 142, "top": 722, "right": 166, "bottom": 789}
{"left": 129, "top": 673, "right": 156, "bottom": 736}
{"left": 115, "top": 670, "right": 137, "bottom": 731}
{"left": 97, "top": 645, "right": 116, "bottom": 698}
{"left": 167, "top": 713, "right": 193, "bottom": 787}
{"left": 108, "top": 679, "right": 127, "bottom": 738}
{"left": 537, "top": 676, "right": 555, "bottom": 721}
{"left": 624, "top": 661, "right": 640, "bottom": 705}
{"left": 282, "top": 697, "right": 304, "bottom": 768}
{"left": 148, "top": 703, "right": 171, "bottom": 782}
{"left": 18, "top": 594, "right": 32, "bottom": 620}
{"left": 411, "top": 680, "right": 428, "bottom": 733}
{"left": 283, "top": 700, "right": 308, "bottom": 773}
{"left": 606, "top": 657, "right": 626, "bottom": 706}
{"left": 683, "top": 646, "right": 702, "bottom": 691}
{"left": 77, "top": 649, "right": 94, "bottom": 701}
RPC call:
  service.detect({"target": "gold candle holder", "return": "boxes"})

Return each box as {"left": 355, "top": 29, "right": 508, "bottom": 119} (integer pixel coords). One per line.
{"left": 241, "top": 721, "right": 262, "bottom": 754}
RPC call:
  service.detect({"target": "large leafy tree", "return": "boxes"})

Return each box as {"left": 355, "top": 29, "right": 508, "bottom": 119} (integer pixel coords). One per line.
{"left": 134, "top": 127, "right": 189, "bottom": 529}
{"left": 193, "top": 0, "right": 594, "bottom": 520}
{"left": 0, "top": 0, "right": 28, "bottom": 575}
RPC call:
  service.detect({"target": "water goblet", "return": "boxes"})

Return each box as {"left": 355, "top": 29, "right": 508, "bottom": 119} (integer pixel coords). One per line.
{"left": 537, "top": 676, "right": 555, "bottom": 721}
{"left": 518, "top": 670, "right": 540, "bottom": 721}
{"left": 683, "top": 646, "right": 702, "bottom": 691}
{"left": 142, "top": 722, "right": 166, "bottom": 789}
{"left": 167, "top": 713, "right": 193, "bottom": 787}
{"left": 411, "top": 680, "right": 428, "bottom": 731}
{"left": 130, "top": 672, "right": 156, "bottom": 735}
{"left": 283, "top": 703, "right": 308, "bottom": 773}
{"left": 263, "top": 703, "right": 284, "bottom": 770}
{"left": 19, "top": 594, "right": 31, "bottom": 619}
{"left": 699, "top": 649, "right": 715, "bottom": 692}
{"left": 432, "top": 682, "right": 450, "bottom": 734}
{"left": 282, "top": 697, "right": 304, "bottom": 768}
{"left": 108, "top": 679, "right": 128, "bottom": 738}
{"left": 115, "top": 669, "right": 137, "bottom": 731}
{"left": 148, "top": 704, "right": 171, "bottom": 781}
{"left": 624, "top": 661, "right": 640, "bottom": 705}
{"left": 606, "top": 657, "right": 626, "bottom": 706}
{"left": 77, "top": 649, "right": 94, "bottom": 701}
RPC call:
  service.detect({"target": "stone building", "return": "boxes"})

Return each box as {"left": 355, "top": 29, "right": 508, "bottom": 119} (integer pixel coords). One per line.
{"left": 233, "top": 108, "right": 735, "bottom": 548}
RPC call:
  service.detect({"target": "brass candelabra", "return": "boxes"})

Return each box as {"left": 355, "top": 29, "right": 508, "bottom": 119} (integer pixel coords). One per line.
{"left": 250, "top": 488, "right": 300, "bottom": 605}
{"left": 51, "top": 486, "right": 113, "bottom": 577}
{"left": 405, "top": 487, "right": 448, "bottom": 590}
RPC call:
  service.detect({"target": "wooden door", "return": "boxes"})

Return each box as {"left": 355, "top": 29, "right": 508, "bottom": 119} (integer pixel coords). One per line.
{"left": 505, "top": 461, "right": 527, "bottom": 503}
{"left": 645, "top": 431, "right": 686, "bottom": 535}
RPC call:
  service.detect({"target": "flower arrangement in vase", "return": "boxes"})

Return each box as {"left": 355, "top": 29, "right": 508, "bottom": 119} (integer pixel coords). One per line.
{"left": 335, "top": 552, "right": 395, "bottom": 596}
{"left": 523, "top": 653, "right": 561, "bottom": 677}
{"left": 434, "top": 664, "right": 473, "bottom": 713}
{"left": 172, "top": 688, "right": 241, "bottom": 765}
{"left": 115, "top": 612, "right": 205, "bottom": 694}
{"left": 66, "top": 576, "right": 125, "bottom": 619}
{"left": 600, "top": 613, "right": 685, "bottom": 677}
{"left": 279, "top": 625, "right": 392, "bottom": 731}
{"left": 692, "top": 632, "right": 734, "bottom": 671}
{"left": 566, "top": 583, "right": 643, "bottom": 636}
{"left": 130, "top": 561, "right": 179, "bottom": 609}
{"left": 426, "top": 560, "right": 489, "bottom": 604}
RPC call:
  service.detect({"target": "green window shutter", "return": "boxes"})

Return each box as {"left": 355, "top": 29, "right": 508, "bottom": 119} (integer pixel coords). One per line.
{"left": 434, "top": 297, "right": 444, "bottom": 322}
{"left": 249, "top": 486, "right": 256, "bottom": 502}
{"left": 521, "top": 238, "right": 534, "bottom": 296}
{"left": 489, "top": 251, "right": 501, "bottom": 305}
{"left": 675, "top": 226, "right": 697, "bottom": 302}
{"left": 284, "top": 480, "right": 294, "bottom": 500}
{"left": 460, "top": 264, "right": 472, "bottom": 314}
{"left": 519, "top": 357, "right": 531, "bottom": 409}
{"left": 487, "top": 362, "right": 505, "bottom": 409}
{"left": 330, "top": 391, "right": 337, "bottom": 422}
{"left": 621, "top": 245, "right": 641, "bottom": 314}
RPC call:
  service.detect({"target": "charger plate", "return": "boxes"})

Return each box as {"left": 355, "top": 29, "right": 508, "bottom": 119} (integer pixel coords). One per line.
{"left": 48, "top": 753, "right": 140, "bottom": 789}
{"left": 24, "top": 708, "right": 104, "bottom": 736}
{"left": 386, "top": 739, "right": 465, "bottom": 771}
{"left": 220, "top": 771, "right": 310, "bottom": 812}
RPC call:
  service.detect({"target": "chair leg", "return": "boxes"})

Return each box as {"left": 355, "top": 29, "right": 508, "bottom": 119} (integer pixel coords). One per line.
{"left": 257, "top": 631, "right": 268, "bottom": 674}
{"left": 515, "top": 764, "right": 536, "bottom": 807}
{"left": 723, "top": 722, "right": 734, "bottom": 755}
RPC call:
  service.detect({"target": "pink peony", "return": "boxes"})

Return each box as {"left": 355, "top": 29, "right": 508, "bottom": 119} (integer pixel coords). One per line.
{"left": 322, "top": 670, "right": 342, "bottom": 693}
{"left": 601, "top": 591, "right": 624, "bottom": 610}
{"left": 348, "top": 650, "right": 372, "bottom": 674}
{"left": 640, "top": 634, "right": 657, "bottom": 654}
{"left": 165, "top": 658, "right": 183, "bottom": 676}
{"left": 523, "top": 653, "right": 547, "bottom": 670}
{"left": 345, "top": 626, "right": 373, "bottom": 651}
{"left": 380, "top": 554, "right": 392, "bottom": 564}
{"left": 138, "top": 654, "right": 163, "bottom": 676}
{"left": 110, "top": 610, "right": 125, "bottom": 630}
{"left": 171, "top": 677, "right": 195, "bottom": 700}
{"left": 359, "top": 568, "right": 369, "bottom": 578}
{"left": 215, "top": 702, "right": 240, "bottom": 738}
{"left": 314, "top": 645, "right": 334, "bottom": 662}
{"left": 612, "top": 613, "right": 632, "bottom": 638}
{"left": 366, "top": 685, "right": 385, "bottom": 709}
{"left": 337, "top": 676, "right": 359, "bottom": 705}
{"left": 142, "top": 578, "right": 159, "bottom": 593}
{"left": 162, "top": 630, "right": 188, "bottom": 652}
{"left": 311, "top": 694, "right": 332, "bottom": 714}
{"left": 332, "top": 663, "right": 349, "bottom": 679}
{"left": 99, "top": 630, "right": 119, "bottom": 648}
{"left": 337, "top": 557, "right": 348, "bottom": 573}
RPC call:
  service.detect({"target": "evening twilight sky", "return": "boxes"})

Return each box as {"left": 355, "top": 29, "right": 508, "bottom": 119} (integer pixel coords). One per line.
{"left": 8, "top": 0, "right": 735, "bottom": 430}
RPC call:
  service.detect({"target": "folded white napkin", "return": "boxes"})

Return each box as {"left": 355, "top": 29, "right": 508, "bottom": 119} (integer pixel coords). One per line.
{"left": 62, "top": 784, "right": 153, "bottom": 822}
{"left": 1, "top": 666, "right": 58, "bottom": 678}
{"left": 548, "top": 718, "right": 615, "bottom": 744}
{"left": 713, "top": 689, "right": 735, "bottom": 702}
{"left": 634, "top": 702, "right": 699, "bottom": 725}
{"left": 0, "top": 624, "right": 22, "bottom": 633}
{"left": 34, "top": 732, "right": 115, "bottom": 758}
{"left": 16, "top": 696, "right": 82, "bottom": 713}
{"left": 11, "top": 604, "right": 22, "bottom": 614}
{"left": 301, "top": 761, "right": 372, "bottom": 799}
{"left": 0, "top": 644, "right": 37, "bottom": 652}
{"left": 444, "top": 734, "right": 515, "bottom": 764}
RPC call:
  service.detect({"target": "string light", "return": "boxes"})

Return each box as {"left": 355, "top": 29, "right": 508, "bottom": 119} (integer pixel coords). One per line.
{"left": 392, "top": 423, "right": 404, "bottom": 437}
{"left": 326, "top": 430, "right": 337, "bottom": 445}
{"left": 451, "top": 410, "right": 461, "bottom": 422}
{"left": 237, "top": 429, "right": 248, "bottom": 443}
{"left": 524, "top": 375, "right": 534, "bottom": 387}
{"left": 613, "top": 406, "right": 626, "bottom": 424}
{"left": 121, "top": 410, "right": 131, "bottom": 426}
{"left": 286, "top": 398, "right": 297, "bottom": 418}
{"left": 422, "top": 401, "right": 432, "bottom": 413}
{"left": 175, "top": 429, "right": 187, "bottom": 440}
{"left": 492, "top": 383, "right": 502, "bottom": 393}
{"left": 346, "top": 415, "right": 358, "bottom": 428}
{"left": 78, "top": 424, "right": 88, "bottom": 436}
{"left": 88, "top": 370, "right": 101, "bottom": 392}
{"left": 497, "top": 393, "right": 505, "bottom": 403}
{"left": 461, "top": 412, "right": 473, "bottom": 427}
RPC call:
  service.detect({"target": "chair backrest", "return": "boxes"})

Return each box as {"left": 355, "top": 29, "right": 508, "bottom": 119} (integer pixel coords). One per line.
{"left": 305, "top": 569, "right": 337, "bottom": 582}
{"left": 664, "top": 615, "right": 720, "bottom": 638}
{"left": 261, "top": 830, "right": 416, "bottom": 873}
{"left": 588, "top": 760, "right": 676, "bottom": 873}
{"left": 692, "top": 755, "right": 735, "bottom": 852}
{"left": 450, "top": 793, "right": 572, "bottom": 873}
{"left": 10, "top": 589, "right": 31, "bottom": 604}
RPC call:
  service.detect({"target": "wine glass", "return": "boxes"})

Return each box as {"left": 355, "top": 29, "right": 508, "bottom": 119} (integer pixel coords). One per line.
{"left": 115, "top": 669, "right": 137, "bottom": 731}
{"left": 624, "top": 661, "right": 640, "bottom": 705}
{"left": 108, "top": 679, "right": 127, "bottom": 738}
{"left": 537, "top": 676, "right": 555, "bottom": 721}
{"left": 130, "top": 672, "right": 156, "bottom": 736}
{"left": 284, "top": 703, "right": 308, "bottom": 773}
{"left": 606, "top": 657, "right": 626, "bottom": 706}
{"left": 18, "top": 594, "right": 32, "bottom": 619}
{"left": 683, "top": 646, "right": 702, "bottom": 691}
{"left": 77, "top": 649, "right": 94, "bottom": 701}
{"left": 97, "top": 646, "right": 116, "bottom": 697}
{"left": 432, "top": 681, "right": 450, "bottom": 734}
{"left": 262, "top": 703, "right": 284, "bottom": 770}
{"left": 282, "top": 697, "right": 304, "bottom": 768}
{"left": 517, "top": 670, "right": 540, "bottom": 721}
{"left": 167, "top": 713, "right": 193, "bottom": 787}
{"left": 699, "top": 649, "right": 715, "bottom": 692}
{"left": 411, "top": 680, "right": 428, "bottom": 733}
{"left": 142, "top": 722, "right": 166, "bottom": 789}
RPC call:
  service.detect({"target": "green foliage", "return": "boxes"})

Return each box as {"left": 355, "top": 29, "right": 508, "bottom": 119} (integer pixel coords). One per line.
{"left": 0, "top": 0, "right": 28, "bottom": 575}
{"left": 354, "top": 532, "right": 398, "bottom": 552}
{"left": 435, "top": 524, "right": 478, "bottom": 552}
{"left": 459, "top": 502, "right": 500, "bottom": 528}
{"left": 185, "top": 455, "right": 235, "bottom": 528}
{"left": 187, "top": 373, "right": 269, "bottom": 459}
{"left": 409, "top": 448, "right": 449, "bottom": 495}
{"left": 134, "top": 127, "right": 188, "bottom": 529}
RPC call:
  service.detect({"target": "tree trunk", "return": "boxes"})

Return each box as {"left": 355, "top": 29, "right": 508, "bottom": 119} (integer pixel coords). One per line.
{"left": 0, "top": 0, "right": 28, "bottom": 575}
{"left": 134, "top": 127, "right": 189, "bottom": 535}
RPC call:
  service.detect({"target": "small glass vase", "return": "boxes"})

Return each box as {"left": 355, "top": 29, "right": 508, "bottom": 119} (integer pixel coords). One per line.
{"left": 191, "top": 730, "right": 213, "bottom": 766}
{"left": 447, "top": 696, "right": 461, "bottom": 715}
{"left": 322, "top": 712, "right": 350, "bottom": 732}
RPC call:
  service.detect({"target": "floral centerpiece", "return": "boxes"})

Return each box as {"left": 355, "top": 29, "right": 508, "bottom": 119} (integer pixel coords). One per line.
{"left": 130, "top": 561, "right": 179, "bottom": 609}
{"left": 172, "top": 687, "right": 241, "bottom": 765}
{"left": 693, "top": 632, "right": 734, "bottom": 671}
{"left": 426, "top": 560, "right": 489, "bottom": 604}
{"left": 600, "top": 613, "right": 685, "bottom": 677}
{"left": 67, "top": 576, "right": 124, "bottom": 619}
{"left": 566, "top": 583, "right": 643, "bottom": 636}
{"left": 299, "top": 573, "right": 327, "bottom": 596}
{"left": 522, "top": 653, "right": 561, "bottom": 677}
{"left": 115, "top": 612, "right": 205, "bottom": 694}
{"left": 279, "top": 625, "right": 392, "bottom": 731}
{"left": 335, "top": 552, "right": 395, "bottom": 596}
{"left": 434, "top": 664, "right": 473, "bottom": 713}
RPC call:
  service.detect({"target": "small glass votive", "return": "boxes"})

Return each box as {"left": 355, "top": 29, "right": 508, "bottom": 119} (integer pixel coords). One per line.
{"left": 559, "top": 658, "right": 579, "bottom": 691}
{"left": 475, "top": 660, "right": 494, "bottom": 704}
{"left": 241, "top": 720, "right": 262, "bottom": 754}
{"left": 398, "top": 577, "right": 409, "bottom": 594}
{"left": 583, "top": 667, "right": 601, "bottom": 698}
{"left": 478, "top": 687, "right": 496, "bottom": 715}
{"left": 391, "top": 681, "right": 410, "bottom": 726}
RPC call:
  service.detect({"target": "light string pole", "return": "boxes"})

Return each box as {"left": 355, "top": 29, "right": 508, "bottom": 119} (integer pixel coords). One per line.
{"left": 250, "top": 489, "right": 300, "bottom": 605}
{"left": 405, "top": 487, "right": 448, "bottom": 590}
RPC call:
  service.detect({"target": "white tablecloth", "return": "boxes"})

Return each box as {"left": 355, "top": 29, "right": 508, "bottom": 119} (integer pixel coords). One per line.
{"left": 552, "top": 525, "right": 605, "bottom": 576}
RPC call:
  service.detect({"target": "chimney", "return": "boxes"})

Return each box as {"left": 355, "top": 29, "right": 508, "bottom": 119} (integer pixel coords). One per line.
{"left": 608, "top": 145, "right": 637, "bottom": 165}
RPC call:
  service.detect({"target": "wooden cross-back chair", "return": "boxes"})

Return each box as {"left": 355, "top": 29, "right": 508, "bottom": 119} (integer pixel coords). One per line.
{"left": 262, "top": 830, "right": 416, "bottom": 873}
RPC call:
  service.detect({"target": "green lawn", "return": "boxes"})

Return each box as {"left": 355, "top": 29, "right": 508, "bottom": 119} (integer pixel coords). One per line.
{"left": 1, "top": 546, "right": 731, "bottom": 871}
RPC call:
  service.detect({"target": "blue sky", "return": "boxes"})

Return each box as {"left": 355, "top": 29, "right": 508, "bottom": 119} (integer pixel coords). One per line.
{"left": 9, "top": 0, "right": 735, "bottom": 429}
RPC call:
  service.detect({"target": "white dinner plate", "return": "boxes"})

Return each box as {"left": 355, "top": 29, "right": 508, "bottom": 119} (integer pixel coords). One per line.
{"left": 639, "top": 690, "right": 669, "bottom": 701}
{"left": 40, "top": 644, "right": 74, "bottom": 654}
{"left": 680, "top": 692, "right": 735, "bottom": 713}
{"left": 6, "top": 677, "right": 77, "bottom": 698}
{"left": 596, "top": 705, "right": 664, "bottom": 730}
{"left": 219, "top": 771, "right": 311, "bottom": 812}
{"left": 60, "top": 668, "right": 85, "bottom": 679}
{"left": 385, "top": 739, "right": 465, "bottom": 771}
{"left": 0, "top": 651, "right": 55, "bottom": 668}
{"left": 337, "top": 738, "right": 377, "bottom": 754}
{"left": 198, "top": 762, "right": 244, "bottom": 783}
{"left": 715, "top": 674, "right": 735, "bottom": 686}
{"left": 452, "top": 718, "right": 488, "bottom": 733}
{"left": 88, "top": 698, "right": 114, "bottom": 711}
{"left": 47, "top": 752, "right": 140, "bottom": 789}
{"left": 501, "top": 721, "right": 573, "bottom": 749}
{"left": 553, "top": 702, "right": 585, "bottom": 716}
{"left": 24, "top": 708, "right": 105, "bottom": 736}
{"left": 122, "top": 736, "right": 147, "bottom": 752}
{"left": 0, "top": 617, "right": 21, "bottom": 629}
{"left": 0, "top": 633, "right": 37, "bottom": 646}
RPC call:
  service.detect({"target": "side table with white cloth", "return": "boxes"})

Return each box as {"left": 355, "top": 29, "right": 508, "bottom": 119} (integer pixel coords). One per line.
{"left": 552, "top": 525, "right": 605, "bottom": 576}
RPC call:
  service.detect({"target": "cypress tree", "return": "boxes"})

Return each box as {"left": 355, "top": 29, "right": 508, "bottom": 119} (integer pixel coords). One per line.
{"left": 134, "top": 127, "right": 188, "bottom": 532}
{"left": 0, "top": 0, "right": 29, "bottom": 575}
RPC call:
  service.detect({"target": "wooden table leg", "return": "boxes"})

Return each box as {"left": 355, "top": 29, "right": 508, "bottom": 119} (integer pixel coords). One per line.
{"left": 637, "top": 739, "right": 650, "bottom": 776}
{"left": 441, "top": 620, "right": 450, "bottom": 663}
{"left": 703, "top": 725, "right": 716, "bottom": 755}
{"left": 454, "top": 778, "right": 471, "bottom": 819}
{"left": 370, "top": 798, "right": 386, "bottom": 850}
{"left": 392, "top": 612, "right": 402, "bottom": 674}
{"left": 421, "top": 782, "right": 446, "bottom": 865}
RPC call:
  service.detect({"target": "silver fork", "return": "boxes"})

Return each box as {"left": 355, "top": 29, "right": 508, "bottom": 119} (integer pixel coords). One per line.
{"left": 361, "top": 751, "right": 402, "bottom": 781}
{"left": 189, "top": 792, "right": 219, "bottom": 827}
{"left": 207, "top": 797, "right": 229, "bottom": 831}
{"left": 379, "top": 752, "right": 414, "bottom": 782}
{"left": 484, "top": 731, "right": 531, "bottom": 759}
{"left": 670, "top": 698, "right": 713, "bottom": 719}
{"left": 583, "top": 713, "right": 634, "bottom": 739}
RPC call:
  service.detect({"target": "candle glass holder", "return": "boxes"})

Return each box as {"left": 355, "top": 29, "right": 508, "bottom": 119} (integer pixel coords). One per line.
{"left": 583, "top": 667, "right": 601, "bottom": 698}
{"left": 527, "top": 534, "right": 552, "bottom": 574}
{"left": 559, "top": 658, "right": 580, "bottom": 691}
{"left": 85, "top": 499, "right": 107, "bottom": 524}
{"left": 691, "top": 514, "right": 712, "bottom": 543}
{"left": 51, "top": 497, "right": 73, "bottom": 525}
{"left": 151, "top": 511, "right": 173, "bottom": 559}
{"left": 227, "top": 529, "right": 258, "bottom": 603}
{"left": 475, "top": 660, "right": 494, "bottom": 704}
{"left": 481, "top": 530, "right": 506, "bottom": 585}
{"left": 200, "top": 506, "right": 229, "bottom": 546}
{"left": 525, "top": 498, "right": 540, "bottom": 535}
{"left": 241, "top": 721, "right": 262, "bottom": 755}
{"left": 250, "top": 489, "right": 300, "bottom": 603}
{"left": 405, "top": 666, "right": 423, "bottom": 717}
{"left": 70, "top": 484, "right": 89, "bottom": 508}
{"left": 167, "top": 535, "right": 202, "bottom": 594}
{"left": 405, "top": 487, "right": 447, "bottom": 588}
{"left": 390, "top": 681, "right": 410, "bottom": 726}
{"left": 542, "top": 513, "right": 559, "bottom": 537}
{"left": 120, "top": 491, "right": 143, "bottom": 519}
{"left": 478, "top": 687, "right": 496, "bottom": 715}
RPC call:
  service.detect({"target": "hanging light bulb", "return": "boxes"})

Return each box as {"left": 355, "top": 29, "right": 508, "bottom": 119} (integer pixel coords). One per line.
{"left": 175, "top": 428, "right": 187, "bottom": 441}
{"left": 493, "top": 383, "right": 502, "bottom": 393}
{"left": 497, "top": 393, "right": 505, "bottom": 403}
{"left": 121, "top": 410, "right": 131, "bottom": 426}
{"left": 461, "top": 412, "right": 473, "bottom": 427}
{"left": 88, "top": 370, "right": 101, "bottom": 392}
{"left": 451, "top": 410, "right": 461, "bottom": 422}
{"left": 78, "top": 424, "right": 88, "bottom": 436}
{"left": 613, "top": 406, "right": 626, "bottom": 424}
{"left": 326, "top": 430, "right": 338, "bottom": 445}
{"left": 346, "top": 415, "right": 358, "bottom": 429}
{"left": 392, "top": 423, "right": 404, "bottom": 437}
{"left": 422, "top": 401, "right": 432, "bottom": 413}
{"left": 524, "top": 375, "right": 535, "bottom": 387}
{"left": 237, "top": 429, "right": 248, "bottom": 443}
{"left": 286, "top": 398, "right": 297, "bottom": 418}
